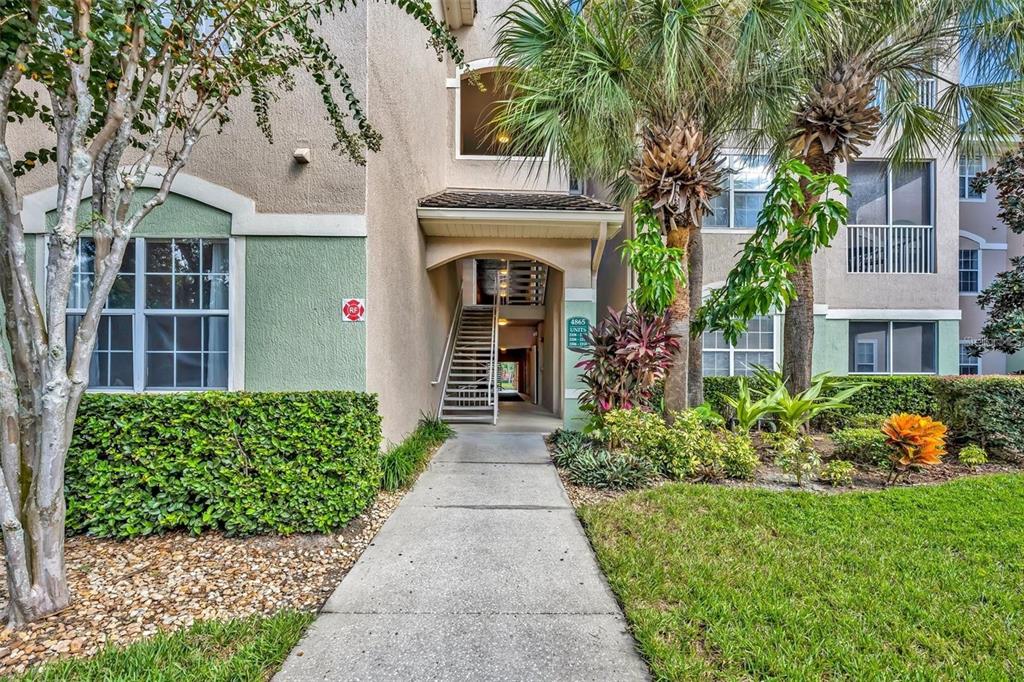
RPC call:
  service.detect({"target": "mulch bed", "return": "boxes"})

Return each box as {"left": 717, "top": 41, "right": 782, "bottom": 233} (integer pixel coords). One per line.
{"left": 0, "top": 490, "right": 404, "bottom": 677}
{"left": 552, "top": 437, "right": 1024, "bottom": 507}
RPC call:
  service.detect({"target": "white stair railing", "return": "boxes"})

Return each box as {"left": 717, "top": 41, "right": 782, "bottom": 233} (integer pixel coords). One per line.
{"left": 433, "top": 291, "right": 463, "bottom": 419}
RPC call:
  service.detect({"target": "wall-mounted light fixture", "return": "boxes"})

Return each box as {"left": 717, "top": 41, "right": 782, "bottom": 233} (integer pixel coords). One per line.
{"left": 293, "top": 148, "right": 312, "bottom": 164}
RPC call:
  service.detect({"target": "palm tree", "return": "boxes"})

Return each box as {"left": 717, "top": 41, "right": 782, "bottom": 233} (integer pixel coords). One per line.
{"left": 494, "top": 0, "right": 793, "bottom": 412}
{"left": 760, "top": 0, "right": 1024, "bottom": 393}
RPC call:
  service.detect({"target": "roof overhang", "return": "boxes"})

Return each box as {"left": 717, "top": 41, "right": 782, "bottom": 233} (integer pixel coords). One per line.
{"left": 417, "top": 207, "right": 624, "bottom": 240}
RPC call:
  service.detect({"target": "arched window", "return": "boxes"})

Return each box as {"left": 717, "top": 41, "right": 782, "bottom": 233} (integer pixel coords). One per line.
{"left": 458, "top": 70, "right": 542, "bottom": 158}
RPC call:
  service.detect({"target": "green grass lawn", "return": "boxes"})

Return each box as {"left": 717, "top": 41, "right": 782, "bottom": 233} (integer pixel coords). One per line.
{"left": 579, "top": 475, "right": 1024, "bottom": 680}
{"left": 15, "top": 611, "right": 313, "bottom": 681}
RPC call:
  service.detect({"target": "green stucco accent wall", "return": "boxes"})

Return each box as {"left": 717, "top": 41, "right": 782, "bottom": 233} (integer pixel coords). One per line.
{"left": 812, "top": 315, "right": 960, "bottom": 377}
{"left": 812, "top": 316, "right": 849, "bottom": 375}
{"left": 1008, "top": 352, "right": 1024, "bottom": 374}
{"left": 244, "top": 236, "right": 366, "bottom": 391}
{"left": 937, "top": 320, "right": 960, "bottom": 376}
{"left": 563, "top": 298, "right": 595, "bottom": 429}
{"left": 45, "top": 189, "right": 230, "bottom": 237}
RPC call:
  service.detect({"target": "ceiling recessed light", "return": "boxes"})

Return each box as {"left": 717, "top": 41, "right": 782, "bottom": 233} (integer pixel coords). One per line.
{"left": 495, "top": 131, "right": 511, "bottom": 145}
{"left": 498, "top": 318, "right": 509, "bottom": 326}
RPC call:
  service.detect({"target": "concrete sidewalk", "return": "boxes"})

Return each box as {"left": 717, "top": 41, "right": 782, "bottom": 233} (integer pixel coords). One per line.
{"left": 275, "top": 431, "right": 648, "bottom": 681}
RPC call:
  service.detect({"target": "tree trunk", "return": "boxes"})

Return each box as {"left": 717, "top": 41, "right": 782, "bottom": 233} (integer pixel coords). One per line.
{"left": 664, "top": 225, "right": 692, "bottom": 420}
{"left": 783, "top": 140, "right": 836, "bottom": 394}
{"left": 782, "top": 258, "right": 815, "bottom": 394}
{"left": 687, "top": 226, "right": 704, "bottom": 406}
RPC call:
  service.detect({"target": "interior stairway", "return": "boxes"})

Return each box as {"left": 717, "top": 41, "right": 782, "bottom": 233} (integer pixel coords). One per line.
{"left": 438, "top": 304, "right": 497, "bottom": 424}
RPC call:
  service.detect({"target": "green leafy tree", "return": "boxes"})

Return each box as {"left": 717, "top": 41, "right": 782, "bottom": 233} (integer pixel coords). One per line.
{"left": 0, "top": 0, "right": 461, "bottom": 625}
{"left": 967, "top": 139, "right": 1024, "bottom": 358}
{"left": 756, "top": 0, "right": 1024, "bottom": 392}
{"left": 968, "top": 258, "right": 1024, "bottom": 358}
{"left": 697, "top": 159, "right": 849, "bottom": 338}
{"left": 619, "top": 202, "right": 684, "bottom": 316}
{"left": 494, "top": 0, "right": 799, "bottom": 413}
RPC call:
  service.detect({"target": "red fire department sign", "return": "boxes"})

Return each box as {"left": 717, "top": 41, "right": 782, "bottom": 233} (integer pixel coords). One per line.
{"left": 341, "top": 298, "right": 365, "bottom": 322}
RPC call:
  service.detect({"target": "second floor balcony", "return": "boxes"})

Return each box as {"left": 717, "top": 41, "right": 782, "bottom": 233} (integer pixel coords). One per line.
{"left": 846, "top": 160, "right": 936, "bottom": 274}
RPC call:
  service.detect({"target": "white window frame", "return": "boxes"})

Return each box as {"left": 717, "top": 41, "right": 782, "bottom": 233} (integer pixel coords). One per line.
{"left": 703, "top": 153, "right": 772, "bottom": 234}
{"left": 701, "top": 313, "right": 782, "bottom": 376}
{"left": 846, "top": 159, "right": 936, "bottom": 274}
{"left": 453, "top": 66, "right": 548, "bottom": 162}
{"left": 959, "top": 339, "right": 981, "bottom": 375}
{"left": 958, "top": 247, "right": 981, "bottom": 295}
{"left": 63, "top": 236, "right": 233, "bottom": 393}
{"left": 854, "top": 339, "right": 879, "bottom": 373}
{"left": 848, "top": 320, "right": 939, "bottom": 376}
{"left": 959, "top": 154, "right": 986, "bottom": 202}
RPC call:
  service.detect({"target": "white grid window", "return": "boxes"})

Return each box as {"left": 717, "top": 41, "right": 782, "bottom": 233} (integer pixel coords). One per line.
{"left": 65, "top": 237, "right": 229, "bottom": 391}
{"left": 702, "top": 314, "right": 776, "bottom": 376}
{"left": 959, "top": 249, "right": 980, "bottom": 294}
{"left": 959, "top": 340, "right": 981, "bottom": 375}
{"left": 959, "top": 155, "right": 985, "bottom": 200}
{"left": 705, "top": 155, "right": 771, "bottom": 230}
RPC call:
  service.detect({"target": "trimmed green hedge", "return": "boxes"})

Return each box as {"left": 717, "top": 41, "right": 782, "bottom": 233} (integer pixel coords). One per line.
{"left": 67, "top": 391, "right": 382, "bottom": 538}
{"left": 701, "top": 375, "right": 1023, "bottom": 459}
{"left": 933, "top": 377, "right": 1024, "bottom": 461}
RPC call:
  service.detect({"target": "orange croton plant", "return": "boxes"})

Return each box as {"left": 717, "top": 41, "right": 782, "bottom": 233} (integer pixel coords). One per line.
{"left": 882, "top": 413, "right": 948, "bottom": 478}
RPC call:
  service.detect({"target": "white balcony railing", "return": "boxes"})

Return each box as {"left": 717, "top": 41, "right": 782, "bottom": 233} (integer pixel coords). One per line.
{"left": 847, "top": 225, "right": 936, "bottom": 274}
{"left": 873, "top": 77, "right": 937, "bottom": 112}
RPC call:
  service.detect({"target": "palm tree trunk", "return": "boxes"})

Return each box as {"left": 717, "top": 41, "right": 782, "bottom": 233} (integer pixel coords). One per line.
{"left": 664, "top": 224, "right": 691, "bottom": 419}
{"left": 783, "top": 140, "right": 835, "bottom": 394}
{"left": 687, "top": 225, "right": 704, "bottom": 406}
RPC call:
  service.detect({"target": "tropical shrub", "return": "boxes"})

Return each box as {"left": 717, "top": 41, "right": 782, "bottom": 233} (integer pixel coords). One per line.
{"left": 820, "top": 460, "right": 855, "bottom": 487}
{"left": 753, "top": 367, "right": 864, "bottom": 436}
{"left": 933, "top": 376, "right": 1024, "bottom": 460}
{"left": 619, "top": 204, "right": 685, "bottom": 315}
{"left": 67, "top": 392, "right": 381, "bottom": 538}
{"left": 380, "top": 416, "right": 454, "bottom": 491}
{"left": 603, "top": 409, "right": 672, "bottom": 468}
{"left": 700, "top": 376, "right": 941, "bottom": 429}
{"left": 724, "top": 377, "right": 781, "bottom": 433}
{"left": 958, "top": 443, "right": 988, "bottom": 466}
{"left": 882, "top": 413, "right": 948, "bottom": 482}
{"left": 693, "top": 402, "right": 727, "bottom": 427}
{"left": 666, "top": 411, "right": 758, "bottom": 481}
{"left": 565, "top": 449, "right": 656, "bottom": 490}
{"left": 773, "top": 434, "right": 821, "bottom": 486}
{"left": 576, "top": 305, "right": 680, "bottom": 414}
{"left": 831, "top": 427, "right": 892, "bottom": 465}
{"left": 551, "top": 434, "right": 594, "bottom": 469}
{"left": 549, "top": 428, "right": 589, "bottom": 451}
{"left": 846, "top": 413, "right": 888, "bottom": 429}
{"left": 717, "top": 431, "right": 760, "bottom": 480}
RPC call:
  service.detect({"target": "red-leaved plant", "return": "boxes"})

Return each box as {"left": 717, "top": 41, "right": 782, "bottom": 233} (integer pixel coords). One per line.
{"left": 575, "top": 305, "right": 680, "bottom": 414}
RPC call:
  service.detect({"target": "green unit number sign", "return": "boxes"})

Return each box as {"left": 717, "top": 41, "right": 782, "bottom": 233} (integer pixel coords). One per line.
{"left": 566, "top": 316, "right": 590, "bottom": 350}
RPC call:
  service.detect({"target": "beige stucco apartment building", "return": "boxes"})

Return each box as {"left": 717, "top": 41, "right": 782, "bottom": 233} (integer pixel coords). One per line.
{"left": 10, "top": 0, "right": 1019, "bottom": 441}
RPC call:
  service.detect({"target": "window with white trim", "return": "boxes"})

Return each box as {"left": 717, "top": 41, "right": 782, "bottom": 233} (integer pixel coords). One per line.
{"left": 959, "top": 340, "right": 981, "bottom": 375}
{"left": 66, "top": 237, "right": 230, "bottom": 390}
{"left": 702, "top": 314, "right": 776, "bottom": 376}
{"left": 848, "top": 321, "right": 937, "bottom": 374}
{"left": 959, "top": 155, "right": 985, "bottom": 200}
{"left": 705, "top": 155, "right": 771, "bottom": 229}
{"left": 959, "top": 248, "right": 980, "bottom": 293}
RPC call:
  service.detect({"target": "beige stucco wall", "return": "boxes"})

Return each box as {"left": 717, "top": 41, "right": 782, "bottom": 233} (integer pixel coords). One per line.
{"left": 10, "top": 10, "right": 368, "bottom": 214}
{"left": 364, "top": 0, "right": 462, "bottom": 443}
